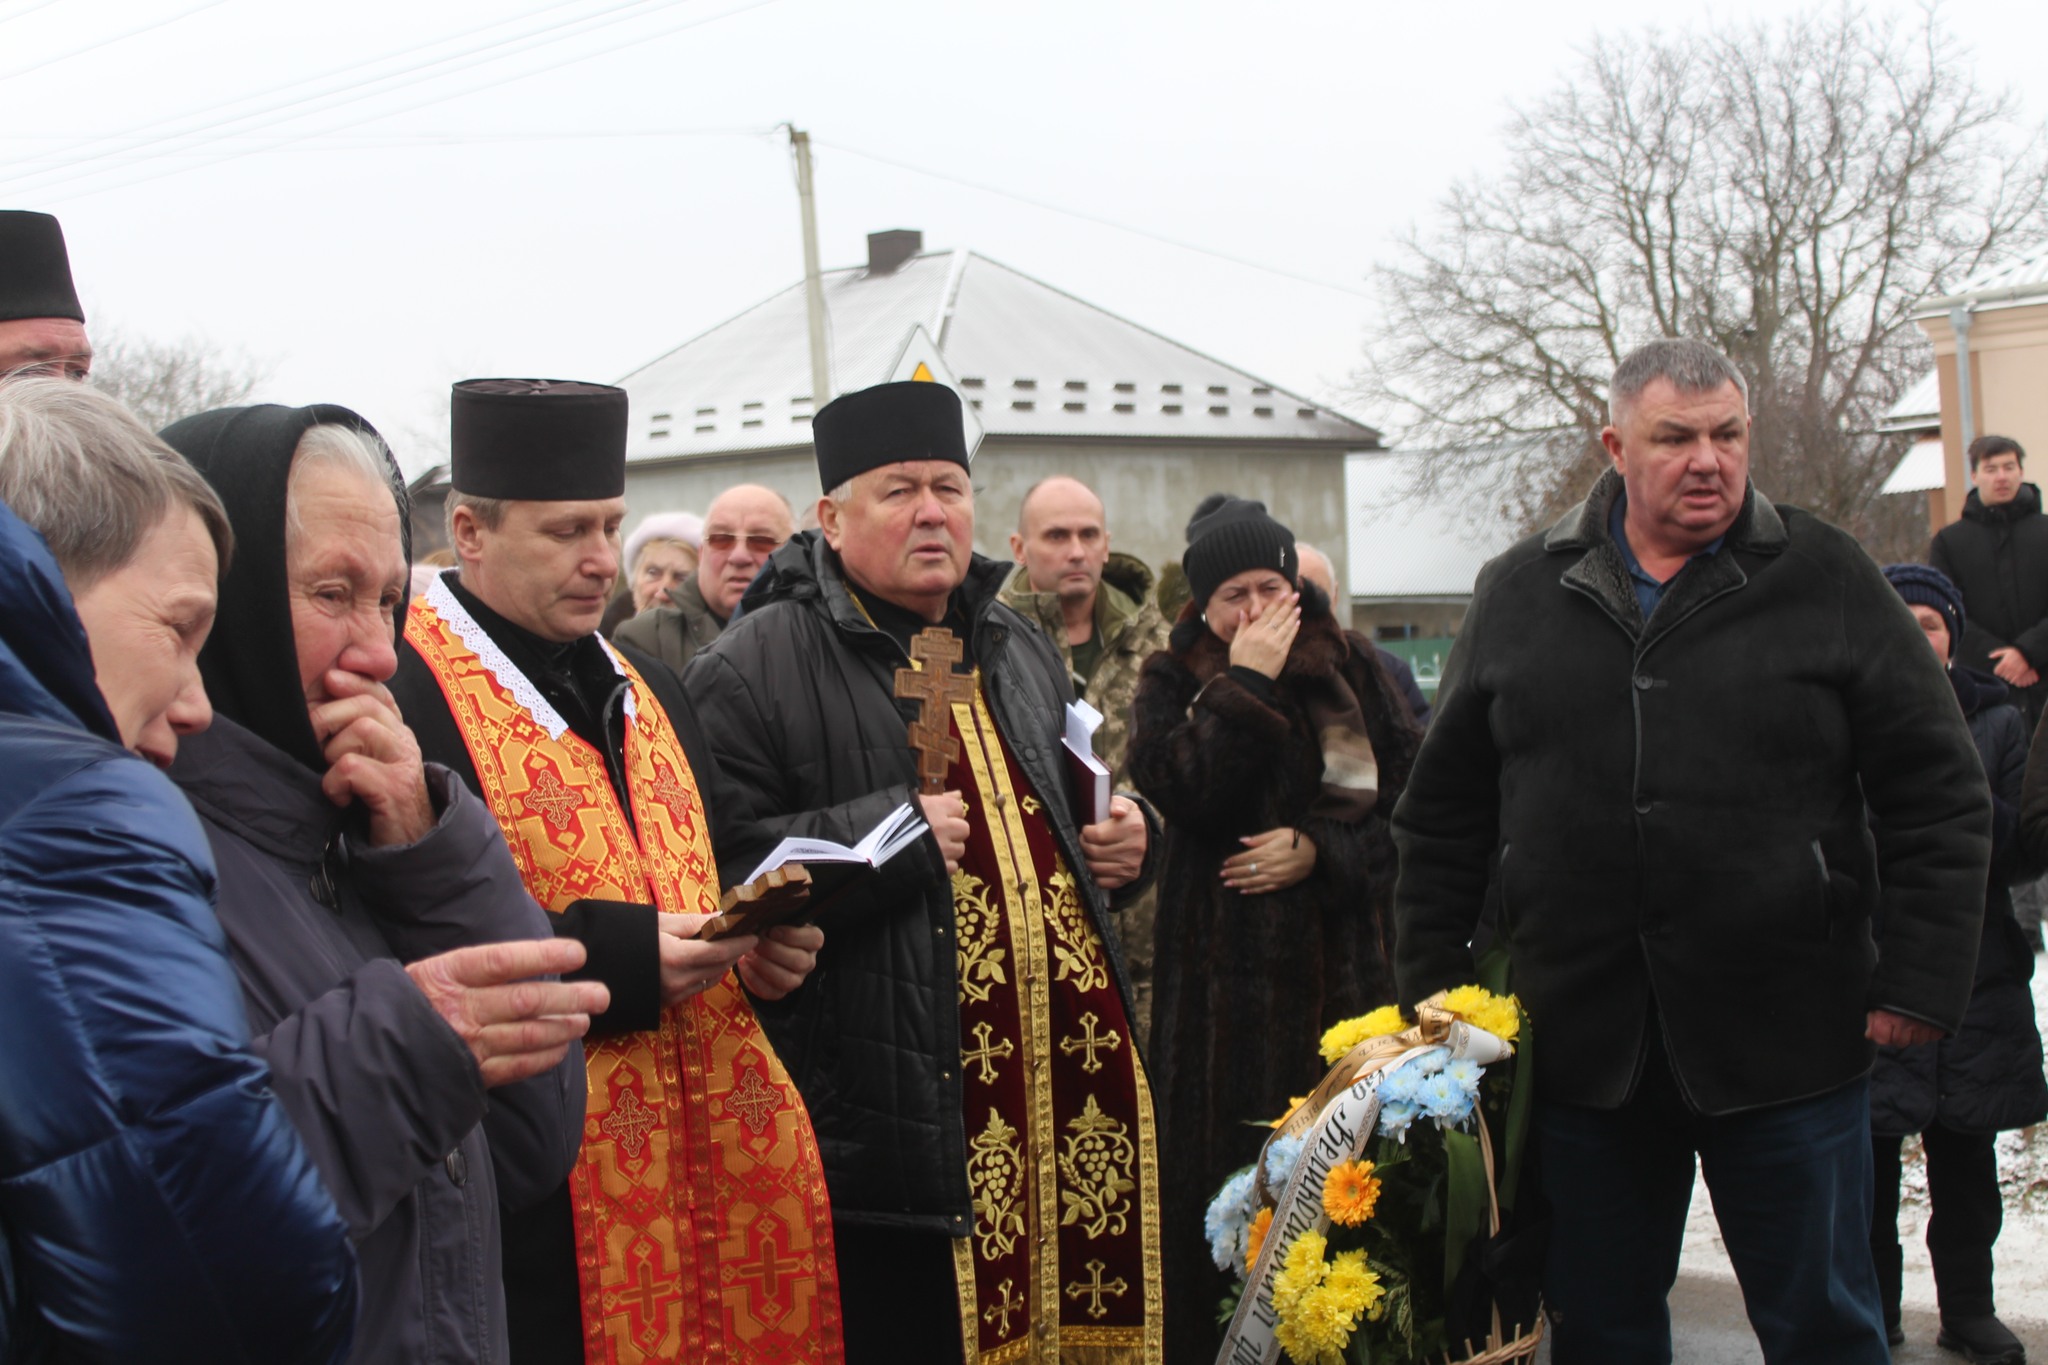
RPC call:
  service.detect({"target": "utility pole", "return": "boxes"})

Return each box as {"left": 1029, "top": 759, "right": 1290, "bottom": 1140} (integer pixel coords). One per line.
{"left": 785, "top": 125, "right": 832, "bottom": 412}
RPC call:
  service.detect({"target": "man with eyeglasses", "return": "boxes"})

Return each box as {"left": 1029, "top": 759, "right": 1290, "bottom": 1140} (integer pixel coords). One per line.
{"left": 1, "top": 211, "right": 93, "bottom": 380}
{"left": 616, "top": 483, "right": 793, "bottom": 673}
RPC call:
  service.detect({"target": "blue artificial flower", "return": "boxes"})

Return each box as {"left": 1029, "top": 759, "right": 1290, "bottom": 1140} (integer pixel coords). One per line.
{"left": 1444, "top": 1057, "right": 1483, "bottom": 1092}
{"left": 1409, "top": 1046, "right": 1449, "bottom": 1076}
{"left": 1265, "top": 1134, "right": 1306, "bottom": 1190}
{"left": 1380, "top": 1065, "right": 1421, "bottom": 1105}
{"left": 1420, "top": 1071, "right": 1476, "bottom": 1126}
{"left": 1204, "top": 1168, "right": 1257, "bottom": 1271}
{"left": 1378, "top": 1100, "right": 1420, "bottom": 1142}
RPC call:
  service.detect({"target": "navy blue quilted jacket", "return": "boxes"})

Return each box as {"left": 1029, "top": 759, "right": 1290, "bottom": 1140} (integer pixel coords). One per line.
{"left": 0, "top": 500, "right": 357, "bottom": 1364}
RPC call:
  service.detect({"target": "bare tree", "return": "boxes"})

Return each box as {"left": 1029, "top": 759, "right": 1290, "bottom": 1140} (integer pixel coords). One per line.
{"left": 1361, "top": 6, "right": 2048, "bottom": 554}
{"left": 89, "top": 329, "right": 265, "bottom": 432}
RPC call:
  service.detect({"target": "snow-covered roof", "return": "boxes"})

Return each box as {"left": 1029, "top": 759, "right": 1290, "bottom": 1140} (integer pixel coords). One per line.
{"left": 616, "top": 248, "right": 1378, "bottom": 462}
{"left": 1880, "top": 369, "right": 1941, "bottom": 433}
{"left": 1880, "top": 437, "right": 1947, "bottom": 495}
{"left": 1915, "top": 248, "right": 2048, "bottom": 319}
{"left": 1346, "top": 451, "right": 1524, "bottom": 600}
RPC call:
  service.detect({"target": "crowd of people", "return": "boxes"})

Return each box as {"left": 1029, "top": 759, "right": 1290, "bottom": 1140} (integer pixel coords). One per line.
{"left": 3, "top": 203, "right": 2044, "bottom": 1365}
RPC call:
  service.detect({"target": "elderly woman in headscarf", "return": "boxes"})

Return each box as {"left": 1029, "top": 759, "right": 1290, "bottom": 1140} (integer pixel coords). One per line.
{"left": 160, "top": 403, "right": 610, "bottom": 1365}
{"left": 0, "top": 376, "right": 356, "bottom": 1362}
{"left": 1127, "top": 495, "right": 1422, "bottom": 1360}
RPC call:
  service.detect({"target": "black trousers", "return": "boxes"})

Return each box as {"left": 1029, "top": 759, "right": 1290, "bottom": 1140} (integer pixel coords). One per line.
{"left": 833, "top": 1224, "right": 966, "bottom": 1365}
{"left": 1870, "top": 1123, "right": 2004, "bottom": 1322}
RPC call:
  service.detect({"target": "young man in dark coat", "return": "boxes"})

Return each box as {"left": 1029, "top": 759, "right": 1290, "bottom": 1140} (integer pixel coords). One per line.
{"left": 683, "top": 380, "right": 1163, "bottom": 1365}
{"left": 1870, "top": 564, "right": 2044, "bottom": 1364}
{"left": 1394, "top": 339, "right": 1992, "bottom": 1364}
{"left": 1929, "top": 435, "right": 2048, "bottom": 729}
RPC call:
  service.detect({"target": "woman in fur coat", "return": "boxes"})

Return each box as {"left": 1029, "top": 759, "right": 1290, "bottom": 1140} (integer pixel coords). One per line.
{"left": 1127, "top": 497, "right": 1422, "bottom": 1361}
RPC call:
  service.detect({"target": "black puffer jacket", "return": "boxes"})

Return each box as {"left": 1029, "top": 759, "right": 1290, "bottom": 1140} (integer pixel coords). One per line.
{"left": 682, "top": 531, "right": 1150, "bottom": 1232}
{"left": 1396, "top": 469, "right": 1992, "bottom": 1115}
{"left": 1872, "top": 667, "right": 2046, "bottom": 1137}
{"left": 1929, "top": 484, "right": 2048, "bottom": 722}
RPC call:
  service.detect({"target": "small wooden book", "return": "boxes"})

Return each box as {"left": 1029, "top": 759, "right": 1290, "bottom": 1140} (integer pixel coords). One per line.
{"left": 697, "top": 865, "right": 814, "bottom": 941}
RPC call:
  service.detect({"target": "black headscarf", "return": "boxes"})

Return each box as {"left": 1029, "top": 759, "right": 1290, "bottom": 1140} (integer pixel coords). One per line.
{"left": 160, "top": 403, "right": 410, "bottom": 772}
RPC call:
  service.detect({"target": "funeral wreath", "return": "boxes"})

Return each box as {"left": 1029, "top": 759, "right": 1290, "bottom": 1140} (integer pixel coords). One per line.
{"left": 1205, "top": 986, "right": 1542, "bottom": 1365}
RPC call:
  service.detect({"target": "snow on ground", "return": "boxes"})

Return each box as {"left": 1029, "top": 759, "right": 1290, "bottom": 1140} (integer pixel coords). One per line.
{"left": 1678, "top": 965, "right": 2048, "bottom": 1321}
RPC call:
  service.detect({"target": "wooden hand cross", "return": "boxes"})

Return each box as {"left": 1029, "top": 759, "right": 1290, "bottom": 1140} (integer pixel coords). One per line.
{"left": 894, "top": 627, "right": 976, "bottom": 793}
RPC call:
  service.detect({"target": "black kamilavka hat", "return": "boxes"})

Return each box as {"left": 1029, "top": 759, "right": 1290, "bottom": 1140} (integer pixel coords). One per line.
{"left": 450, "top": 378, "right": 628, "bottom": 500}
{"left": 812, "top": 380, "right": 969, "bottom": 491}
{"left": 0, "top": 211, "right": 84, "bottom": 323}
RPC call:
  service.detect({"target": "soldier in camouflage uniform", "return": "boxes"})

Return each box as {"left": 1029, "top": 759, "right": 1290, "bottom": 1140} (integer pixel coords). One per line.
{"left": 1003, "top": 476, "right": 1174, "bottom": 1036}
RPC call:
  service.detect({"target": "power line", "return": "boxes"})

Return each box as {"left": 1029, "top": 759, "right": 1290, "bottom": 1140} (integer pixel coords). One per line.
{"left": 31, "top": 0, "right": 780, "bottom": 204}
{"left": 0, "top": 0, "right": 641, "bottom": 192}
{"left": 811, "top": 138, "right": 1376, "bottom": 302}
{"left": 0, "top": 0, "right": 234, "bottom": 82}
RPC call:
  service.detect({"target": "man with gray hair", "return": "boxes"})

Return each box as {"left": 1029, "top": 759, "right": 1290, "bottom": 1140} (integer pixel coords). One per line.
{"left": 1393, "top": 338, "right": 1992, "bottom": 1362}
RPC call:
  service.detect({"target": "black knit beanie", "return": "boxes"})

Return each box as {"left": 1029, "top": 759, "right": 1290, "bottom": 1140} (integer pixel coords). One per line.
{"left": 1882, "top": 562, "right": 1964, "bottom": 659}
{"left": 1184, "top": 497, "right": 1296, "bottom": 608}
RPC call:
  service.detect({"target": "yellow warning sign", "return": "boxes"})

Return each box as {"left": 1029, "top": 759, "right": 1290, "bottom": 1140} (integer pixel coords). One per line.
{"left": 911, "top": 361, "right": 935, "bottom": 382}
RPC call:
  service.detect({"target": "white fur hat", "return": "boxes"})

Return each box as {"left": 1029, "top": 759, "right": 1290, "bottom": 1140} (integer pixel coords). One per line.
{"left": 623, "top": 511, "right": 704, "bottom": 571}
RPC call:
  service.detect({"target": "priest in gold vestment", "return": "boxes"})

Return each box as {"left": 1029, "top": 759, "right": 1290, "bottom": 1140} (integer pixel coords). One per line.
{"left": 683, "top": 380, "right": 1164, "bottom": 1364}
{"left": 389, "top": 379, "right": 842, "bottom": 1365}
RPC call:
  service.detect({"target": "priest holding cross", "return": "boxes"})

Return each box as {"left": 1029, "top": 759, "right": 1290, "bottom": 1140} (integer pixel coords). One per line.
{"left": 684, "top": 380, "right": 1163, "bottom": 1364}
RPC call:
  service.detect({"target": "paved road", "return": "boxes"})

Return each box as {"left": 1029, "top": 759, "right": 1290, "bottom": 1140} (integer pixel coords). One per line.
{"left": 1525, "top": 1273, "right": 2048, "bottom": 1362}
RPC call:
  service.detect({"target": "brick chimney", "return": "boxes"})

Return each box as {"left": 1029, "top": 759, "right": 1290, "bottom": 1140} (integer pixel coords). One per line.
{"left": 866, "top": 229, "right": 923, "bottom": 275}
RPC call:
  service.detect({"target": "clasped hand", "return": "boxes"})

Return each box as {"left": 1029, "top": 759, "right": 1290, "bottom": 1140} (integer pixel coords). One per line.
{"left": 1221, "top": 827, "right": 1318, "bottom": 895}
{"left": 657, "top": 913, "right": 824, "bottom": 1005}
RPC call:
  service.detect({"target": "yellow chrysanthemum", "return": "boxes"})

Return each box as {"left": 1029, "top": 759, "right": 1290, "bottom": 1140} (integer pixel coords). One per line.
{"left": 1440, "top": 984, "right": 1522, "bottom": 1042}
{"left": 1318, "top": 1004, "right": 1409, "bottom": 1063}
{"left": 1244, "top": 1206, "right": 1274, "bottom": 1273}
{"left": 1321, "top": 1158, "right": 1382, "bottom": 1226}
{"left": 1269, "top": 1096, "right": 1311, "bottom": 1128}
{"left": 1323, "top": 1249, "right": 1387, "bottom": 1321}
{"left": 1269, "top": 1229, "right": 1328, "bottom": 1316}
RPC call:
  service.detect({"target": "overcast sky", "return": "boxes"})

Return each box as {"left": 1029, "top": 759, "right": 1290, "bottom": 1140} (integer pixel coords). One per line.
{"left": 5, "top": 0, "right": 2042, "bottom": 475}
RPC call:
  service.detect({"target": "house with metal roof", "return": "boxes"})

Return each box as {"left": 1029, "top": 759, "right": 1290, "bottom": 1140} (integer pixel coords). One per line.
{"left": 1882, "top": 249, "right": 2048, "bottom": 529}
{"left": 591, "top": 230, "right": 1382, "bottom": 589}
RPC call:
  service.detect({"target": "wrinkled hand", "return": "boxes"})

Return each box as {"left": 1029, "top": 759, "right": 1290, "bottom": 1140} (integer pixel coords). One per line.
{"left": 1990, "top": 647, "right": 2040, "bottom": 689}
{"left": 920, "top": 790, "right": 971, "bottom": 872}
{"left": 1227, "top": 592, "right": 1300, "bottom": 680}
{"left": 656, "top": 913, "right": 754, "bottom": 1008}
{"left": 738, "top": 923, "right": 825, "bottom": 1001}
{"left": 313, "top": 669, "right": 435, "bottom": 846}
{"left": 404, "top": 938, "right": 608, "bottom": 1087}
{"left": 1866, "top": 1009, "right": 1945, "bottom": 1047}
{"left": 1221, "top": 826, "right": 1318, "bottom": 896}
{"left": 1080, "top": 795, "right": 1147, "bottom": 891}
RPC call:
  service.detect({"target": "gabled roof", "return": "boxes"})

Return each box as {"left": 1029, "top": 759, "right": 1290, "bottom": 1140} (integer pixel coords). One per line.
{"left": 1915, "top": 247, "right": 2048, "bottom": 319}
{"left": 616, "top": 248, "right": 1379, "bottom": 462}
{"left": 1880, "top": 369, "right": 1941, "bottom": 433}
{"left": 1346, "top": 451, "right": 1522, "bottom": 600}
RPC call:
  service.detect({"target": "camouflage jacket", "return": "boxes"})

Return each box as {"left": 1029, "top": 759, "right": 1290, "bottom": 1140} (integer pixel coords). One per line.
{"left": 1000, "top": 551, "right": 1173, "bottom": 784}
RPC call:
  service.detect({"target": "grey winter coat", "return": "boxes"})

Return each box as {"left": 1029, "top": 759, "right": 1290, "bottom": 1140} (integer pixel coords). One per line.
{"left": 613, "top": 570, "right": 725, "bottom": 674}
{"left": 172, "top": 715, "right": 588, "bottom": 1365}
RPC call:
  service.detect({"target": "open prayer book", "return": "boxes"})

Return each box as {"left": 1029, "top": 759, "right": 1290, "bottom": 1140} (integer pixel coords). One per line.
{"left": 699, "top": 802, "right": 929, "bottom": 941}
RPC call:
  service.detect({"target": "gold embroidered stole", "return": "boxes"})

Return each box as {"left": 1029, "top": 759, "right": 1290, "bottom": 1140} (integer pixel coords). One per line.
{"left": 945, "top": 682, "right": 1162, "bottom": 1364}
{"left": 405, "top": 590, "right": 842, "bottom": 1365}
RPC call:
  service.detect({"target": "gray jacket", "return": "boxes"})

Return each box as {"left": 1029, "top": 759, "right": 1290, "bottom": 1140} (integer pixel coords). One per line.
{"left": 172, "top": 716, "right": 587, "bottom": 1365}
{"left": 614, "top": 571, "right": 725, "bottom": 674}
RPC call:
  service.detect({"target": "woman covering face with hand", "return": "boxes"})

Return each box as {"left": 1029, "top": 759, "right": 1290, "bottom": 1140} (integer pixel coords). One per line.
{"left": 1126, "top": 495, "right": 1423, "bottom": 1362}
{"left": 162, "top": 403, "right": 608, "bottom": 1365}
